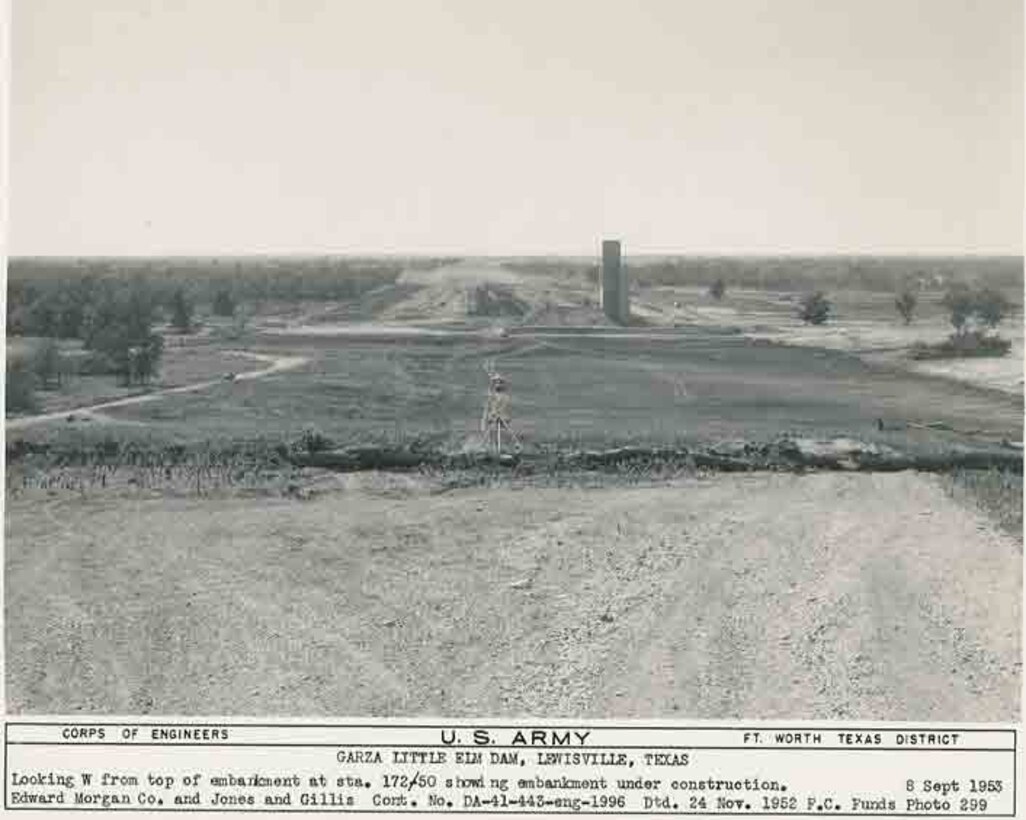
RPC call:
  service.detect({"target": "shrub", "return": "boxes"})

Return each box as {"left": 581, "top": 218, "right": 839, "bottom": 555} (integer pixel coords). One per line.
{"left": 799, "top": 291, "right": 831, "bottom": 325}
{"left": 708, "top": 278, "right": 726, "bottom": 300}
{"left": 910, "top": 331, "right": 1011, "bottom": 360}
{"left": 894, "top": 289, "right": 917, "bottom": 324}
{"left": 298, "top": 428, "right": 333, "bottom": 454}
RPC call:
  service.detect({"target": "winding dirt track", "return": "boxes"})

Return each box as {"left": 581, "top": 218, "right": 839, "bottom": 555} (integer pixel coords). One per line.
{"left": 5, "top": 352, "right": 309, "bottom": 430}
{"left": 6, "top": 471, "right": 1019, "bottom": 718}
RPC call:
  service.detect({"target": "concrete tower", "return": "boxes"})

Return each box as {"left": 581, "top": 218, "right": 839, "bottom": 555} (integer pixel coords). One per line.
{"left": 601, "top": 239, "right": 628, "bottom": 324}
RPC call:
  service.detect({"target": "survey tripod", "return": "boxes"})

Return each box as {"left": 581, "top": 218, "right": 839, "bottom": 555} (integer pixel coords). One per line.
{"left": 481, "top": 365, "right": 521, "bottom": 455}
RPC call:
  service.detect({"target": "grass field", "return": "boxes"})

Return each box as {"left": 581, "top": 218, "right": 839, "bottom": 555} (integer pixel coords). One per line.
{"left": 8, "top": 327, "right": 1021, "bottom": 457}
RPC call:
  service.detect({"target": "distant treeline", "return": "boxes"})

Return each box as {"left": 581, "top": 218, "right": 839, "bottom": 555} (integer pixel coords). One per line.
{"left": 509, "top": 255, "right": 1024, "bottom": 295}
{"left": 6, "top": 256, "right": 454, "bottom": 338}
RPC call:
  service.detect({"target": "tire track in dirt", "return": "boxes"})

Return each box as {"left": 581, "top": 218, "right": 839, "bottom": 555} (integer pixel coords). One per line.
{"left": 6, "top": 472, "right": 1020, "bottom": 717}
{"left": 587, "top": 473, "right": 1020, "bottom": 720}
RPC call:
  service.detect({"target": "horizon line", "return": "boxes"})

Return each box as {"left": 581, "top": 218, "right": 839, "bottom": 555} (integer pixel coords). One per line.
{"left": 7, "top": 250, "right": 1024, "bottom": 261}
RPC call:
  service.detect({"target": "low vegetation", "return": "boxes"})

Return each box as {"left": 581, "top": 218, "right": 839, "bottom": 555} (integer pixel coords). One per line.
{"left": 6, "top": 436, "right": 299, "bottom": 496}
{"left": 911, "top": 284, "right": 1013, "bottom": 360}
{"left": 799, "top": 291, "right": 832, "bottom": 325}
{"left": 910, "top": 332, "right": 1011, "bottom": 360}
{"left": 8, "top": 432, "right": 1023, "bottom": 508}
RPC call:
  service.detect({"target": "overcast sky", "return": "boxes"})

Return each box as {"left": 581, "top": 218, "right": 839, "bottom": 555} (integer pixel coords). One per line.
{"left": 9, "top": 0, "right": 1024, "bottom": 256}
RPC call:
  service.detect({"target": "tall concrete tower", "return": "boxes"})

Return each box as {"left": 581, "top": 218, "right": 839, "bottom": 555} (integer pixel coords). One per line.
{"left": 601, "top": 239, "right": 628, "bottom": 324}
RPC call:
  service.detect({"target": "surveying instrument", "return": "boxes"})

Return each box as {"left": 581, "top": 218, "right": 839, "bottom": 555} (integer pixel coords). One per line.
{"left": 481, "top": 362, "right": 521, "bottom": 455}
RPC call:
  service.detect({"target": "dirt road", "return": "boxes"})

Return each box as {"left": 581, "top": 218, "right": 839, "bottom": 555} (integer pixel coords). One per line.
{"left": 6, "top": 351, "right": 308, "bottom": 429}
{"left": 6, "top": 471, "right": 1018, "bottom": 718}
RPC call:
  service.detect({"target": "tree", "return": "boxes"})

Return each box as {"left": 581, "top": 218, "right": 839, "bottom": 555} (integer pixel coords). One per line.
{"left": 25, "top": 297, "right": 58, "bottom": 337}
{"left": 942, "top": 284, "right": 974, "bottom": 335}
{"left": 170, "top": 288, "right": 194, "bottom": 333}
{"left": 34, "top": 338, "right": 63, "bottom": 390}
{"left": 708, "top": 278, "right": 726, "bottom": 300}
{"left": 104, "top": 330, "right": 163, "bottom": 386}
{"left": 974, "top": 287, "right": 1010, "bottom": 330}
{"left": 894, "top": 289, "right": 917, "bottom": 324}
{"left": 212, "top": 288, "right": 236, "bottom": 317}
{"left": 224, "top": 307, "right": 251, "bottom": 340}
{"left": 6, "top": 356, "right": 39, "bottom": 414}
{"left": 941, "top": 284, "right": 1003, "bottom": 336}
{"left": 129, "top": 335, "right": 164, "bottom": 385}
{"left": 799, "top": 291, "right": 831, "bottom": 325}
{"left": 83, "top": 285, "right": 165, "bottom": 385}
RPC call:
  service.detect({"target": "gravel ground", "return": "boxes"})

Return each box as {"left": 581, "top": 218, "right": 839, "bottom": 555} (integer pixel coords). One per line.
{"left": 6, "top": 471, "right": 1020, "bottom": 719}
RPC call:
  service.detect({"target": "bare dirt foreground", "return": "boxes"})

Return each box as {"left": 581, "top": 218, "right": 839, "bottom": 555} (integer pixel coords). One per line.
{"left": 6, "top": 471, "right": 1019, "bottom": 720}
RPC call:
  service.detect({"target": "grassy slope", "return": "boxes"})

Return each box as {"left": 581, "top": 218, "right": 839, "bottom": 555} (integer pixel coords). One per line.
{"left": 42, "top": 330, "right": 1017, "bottom": 452}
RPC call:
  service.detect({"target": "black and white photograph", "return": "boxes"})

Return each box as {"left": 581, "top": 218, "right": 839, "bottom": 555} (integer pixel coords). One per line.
{"left": 4, "top": 0, "right": 1023, "bottom": 722}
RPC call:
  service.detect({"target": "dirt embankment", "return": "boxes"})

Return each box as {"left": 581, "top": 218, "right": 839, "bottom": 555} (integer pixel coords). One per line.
{"left": 6, "top": 471, "right": 1019, "bottom": 719}
{"left": 376, "top": 260, "right": 609, "bottom": 326}
{"left": 293, "top": 439, "right": 1023, "bottom": 475}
